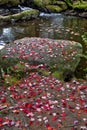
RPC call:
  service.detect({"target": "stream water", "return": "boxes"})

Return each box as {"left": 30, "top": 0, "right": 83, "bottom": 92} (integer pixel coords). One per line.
{"left": 0, "top": 13, "right": 87, "bottom": 79}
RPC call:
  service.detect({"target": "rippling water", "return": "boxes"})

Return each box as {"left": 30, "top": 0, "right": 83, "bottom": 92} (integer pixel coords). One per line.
{"left": 0, "top": 13, "right": 87, "bottom": 78}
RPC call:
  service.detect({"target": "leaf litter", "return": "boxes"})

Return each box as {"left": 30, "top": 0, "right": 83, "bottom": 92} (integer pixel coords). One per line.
{"left": 0, "top": 37, "right": 87, "bottom": 130}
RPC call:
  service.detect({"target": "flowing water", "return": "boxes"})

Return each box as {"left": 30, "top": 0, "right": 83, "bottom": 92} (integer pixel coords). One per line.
{"left": 0, "top": 13, "right": 87, "bottom": 78}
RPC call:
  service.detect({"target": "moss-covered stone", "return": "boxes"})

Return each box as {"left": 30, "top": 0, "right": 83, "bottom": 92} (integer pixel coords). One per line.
{"left": 55, "top": 1, "right": 67, "bottom": 10}
{"left": 63, "top": 0, "right": 73, "bottom": 8}
{"left": 73, "top": 1, "right": 87, "bottom": 10}
{"left": 33, "top": 0, "right": 67, "bottom": 12}
{"left": 1, "top": 38, "right": 82, "bottom": 80}
{"left": 33, "top": 0, "right": 52, "bottom": 7}
{"left": 64, "top": 0, "right": 87, "bottom": 10}
{"left": 46, "top": 5, "right": 63, "bottom": 13}
{"left": 0, "top": 9, "right": 39, "bottom": 23}
{"left": 0, "top": 0, "right": 25, "bottom": 6}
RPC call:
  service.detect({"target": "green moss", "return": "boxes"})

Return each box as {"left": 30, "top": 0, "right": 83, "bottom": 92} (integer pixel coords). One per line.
{"left": 46, "top": 5, "right": 63, "bottom": 12}
{"left": 54, "top": 1, "right": 67, "bottom": 10}
{"left": 33, "top": 0, "right": 63, "bottom": 8}
{"left": 75, "top": 32, "right": 87, "bottom": 79}
{"left": 0, "top": 9, "right": 39, "bottom": 22}
{"left": 49, "top": 0, "right": 56, "bottom": 5}
{"left": 33, "top": 0, "right": 51, "bottom": 7}
{"left": 0, "top": 59, "right": 28, "bottom": 85}
{"left": 4, "top": 76, "right": 19, "bottom": 85}
{"left": 73, "top": 1, "right": 87, "bottom": 10}
{"left": 82, "top": 32, "right": 87, "bottom": 45}
{"left": 0, "top": 57, "right": 19, "bottom": 85}
{"left": 63, "top": 0, "right": 73, "bottom": 8}
{"left": 52, "top": 71, "right": 62, "bottom": 80}
{"left": 0, "top": 0, "right": 25, "bottom": 6}
{"left": 38, "top": 69, "right": 51, "bottom": 77}
{"left": 0, "top": 57, "right": 19, "bottom": 73}
{"left": 33, "top": 0, "right": 43, "bottom": 7}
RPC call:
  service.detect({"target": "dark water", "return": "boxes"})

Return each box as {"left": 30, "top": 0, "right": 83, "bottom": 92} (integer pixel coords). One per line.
{"left": 0, "top": 13, "right": 87, "bottom": 78}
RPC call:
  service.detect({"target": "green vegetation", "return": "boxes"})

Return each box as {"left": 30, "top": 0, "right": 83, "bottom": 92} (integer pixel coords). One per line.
{"left": 33, "top": 0, "right": 51, "bottom": 7}
{"left": 73, "top": 1, "right": 87, "bottom": 10}
{"left": 0, "top": 0, "right": 87, "bottom": 13}
{"left": 52, "top": 71, "right": 62, "bottom": 80}
{"left": 0, "top": 56, "right": 51, "bottom": 86}
{"left": 33, "top": 0, "right": 87, "bottom": 12}
{"left": 33, "top": 0, "right": 67, "bottom": 12}
{"left": 0, "top": 9, "right": 39, "bottom": 23}
{"left": 82, "top": 32, "right": 87, "bottom": 73}
{"left": 56, "top": 1, "right": 68, "bottom": 9}
{"left": 64, "top": 0, "right": 73, "bottom": 7}
{"left": 0, "top": 0, "right": 25, "bottom": 6}
{"left": 64, "top": 0, "right": 87, "bottom": 10}
{"left": 0, "top": 57, "right": 18, "bottom": 74}
{"left": 76, "top": 32, "right": 87, "bottom": 79}
{"left": 46, "top": 5, "right": 63, "bottom": 12}
{"left": 82, "top": 32, "right": 87, "bottom": 45}
{"left": 0, "top": 59, "right": 27, "bottom": 85}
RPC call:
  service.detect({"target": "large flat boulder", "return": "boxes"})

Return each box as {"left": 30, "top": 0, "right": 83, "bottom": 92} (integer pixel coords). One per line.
{"left": 1, "top": 37, "right": 82, "bottom": 75}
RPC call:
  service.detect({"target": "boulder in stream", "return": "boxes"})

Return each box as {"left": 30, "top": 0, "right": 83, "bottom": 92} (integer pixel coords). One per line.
{"left": 33, "top": 0, "right": 67, "bottom": 13}
{"left": 0, "top": 9, "right": 39, "bottom": 24}
{"left": 0, "top": 37, "right": 82, "bottom": 80}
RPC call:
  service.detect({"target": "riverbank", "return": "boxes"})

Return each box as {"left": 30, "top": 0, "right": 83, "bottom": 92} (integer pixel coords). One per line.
{"left": 0, "top": 0, "right": 87, "bottom": 25}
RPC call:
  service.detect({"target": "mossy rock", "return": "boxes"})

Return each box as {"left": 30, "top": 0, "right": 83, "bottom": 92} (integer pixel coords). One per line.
{"left": 0, "top": 57, "right": 19, "bottom": 72}
{"left": 33, "top": 0, "right": 56, "bottom": 7}
{"left": 82, "top": 32, "right": 87, "bottom": 45}
{"left": 46, "top": 5, "right": 65, "bottom": 13}
{"left": 1, "top": 37, "right": 82, "bottom": 75}
{"left": 0, "top": 56, "right": 51, "bottom": 85}
{"left": 73, "top": 1, "right": 87, "bottom": 10}
{"left": 0, "top": 0, "right": 25, "bottom": 6}
{"left": 32, "top": 0, "right": 67, "bottom": 13}
{"left": 54, "top": 1, "right": 67, "bottom": 10}
{"left": 0, "top": 9, "right": 39, "bottom": 23}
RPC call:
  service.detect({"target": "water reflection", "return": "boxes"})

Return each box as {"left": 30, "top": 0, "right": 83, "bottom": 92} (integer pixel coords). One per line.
{"left": 0, "top": 28, "right": 14, "bottom": 43}
{"left": 0, "top": 14, "right": 87, "bottom": 45}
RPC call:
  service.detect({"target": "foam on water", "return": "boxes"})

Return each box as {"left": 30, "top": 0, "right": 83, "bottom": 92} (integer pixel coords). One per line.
{"left": 39, "top": 12, "right": 61, "bottom": 17}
